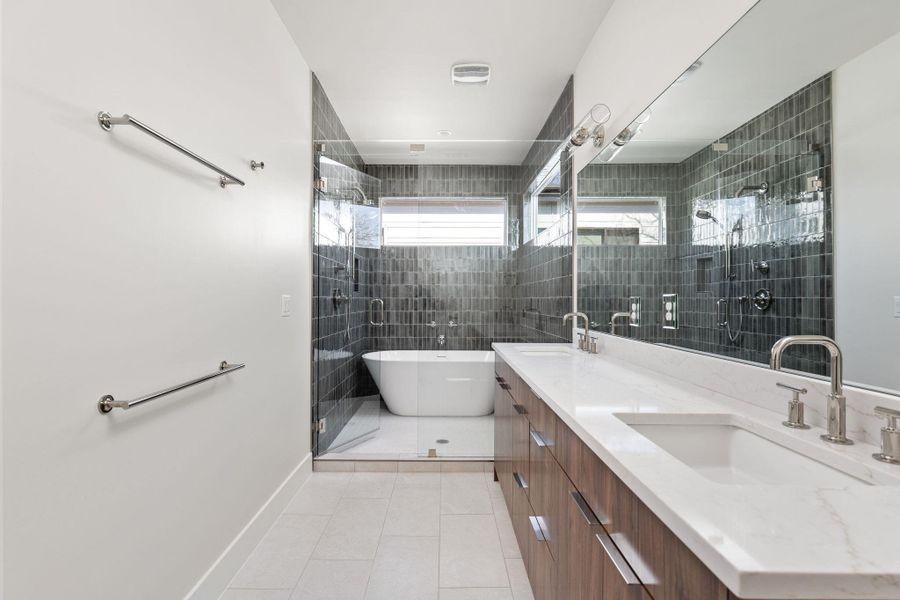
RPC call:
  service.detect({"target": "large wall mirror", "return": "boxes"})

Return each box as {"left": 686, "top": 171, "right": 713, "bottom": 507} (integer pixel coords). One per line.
{"left": 576, "top": 0, "right": 900, "bottom": 394}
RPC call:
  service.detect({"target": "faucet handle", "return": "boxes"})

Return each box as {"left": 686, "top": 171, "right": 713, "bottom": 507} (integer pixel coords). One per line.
{"left": 448, "top": 319, "right": 458, "bottom": 328}
{"left": 875, "top": 406, "right": 900, "bottom": 428}
{"left": 777, "top": 382, "right": 810, "bottom": 429}
{"left": 776, "top": 382, "right": 807, "bottom": 396}
{"left": 873, "top": 406, "right": 900, "bottom": 464}
{"left": 426, "top": 320, "right": 437, "bottom": 328}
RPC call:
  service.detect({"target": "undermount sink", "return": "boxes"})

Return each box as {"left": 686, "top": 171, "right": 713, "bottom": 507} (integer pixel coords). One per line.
{"left": 513, "top": 346, "right": 572, "bottom": 357}
{"left": 618, "top": 414, "right": 873, "bottom": 487}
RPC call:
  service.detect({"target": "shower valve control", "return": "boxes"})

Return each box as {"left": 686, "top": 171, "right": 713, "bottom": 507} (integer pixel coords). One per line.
{"left": 752, "top": 288, "right": 773, "bottom": 311}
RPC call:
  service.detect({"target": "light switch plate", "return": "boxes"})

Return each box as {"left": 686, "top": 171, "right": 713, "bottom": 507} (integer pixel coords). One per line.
{"left": 894, "top": 296, "right": 900, "bottom": 318}
{"left": 281, "top": 294, "right": 292, "bottom": 317}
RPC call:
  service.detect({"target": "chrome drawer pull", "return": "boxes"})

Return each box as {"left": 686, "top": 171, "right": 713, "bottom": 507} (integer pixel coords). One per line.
{"left": 529, "top": 516, "right": 547, "bottom": 541}
{"left": 596, "top": 531, "right": 641, "bottom": 585}
{"left": 513, "top": 404, "right": 527, "bottom": 415}
{"left": 529, "top": 430, "right": 547, "bottom": 447}
{"left": 570, "top": 490, "right": 601, "bottom": 526}
{"left": 500, "top": 383, "right": 511, "bottom": 390}
{"left": 513, "top": 471, "right": 528, "bottom": 489}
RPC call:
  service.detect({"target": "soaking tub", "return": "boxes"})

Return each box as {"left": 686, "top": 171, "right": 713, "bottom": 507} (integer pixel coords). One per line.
{"left": 362, "top": 350, "right": 495, "bottom": 416}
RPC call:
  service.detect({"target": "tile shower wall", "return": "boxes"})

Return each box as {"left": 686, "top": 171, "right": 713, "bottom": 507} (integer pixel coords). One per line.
{"left": 577, "top": 163, "right": 680, "bottom": 342}
{"left": 311, "top": 75, "right": 578, "bottom": 455}
{"left": 515, "top": 76, "right": 575, "bottom": 342}
{"left": 365, "top": 165, "right": 521, "bottom": 351}
{"left": 578, "top": 75, "right": 832, "bottom": 374}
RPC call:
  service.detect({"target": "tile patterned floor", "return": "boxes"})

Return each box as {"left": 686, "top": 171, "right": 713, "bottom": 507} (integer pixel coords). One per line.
{"left": 222, "top": 470, "right": 533, "bottom": 600}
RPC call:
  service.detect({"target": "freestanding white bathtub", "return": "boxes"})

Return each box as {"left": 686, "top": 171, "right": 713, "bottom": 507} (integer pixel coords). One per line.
{"left": 362, "top": 350, "right": 495, "bottom": 416}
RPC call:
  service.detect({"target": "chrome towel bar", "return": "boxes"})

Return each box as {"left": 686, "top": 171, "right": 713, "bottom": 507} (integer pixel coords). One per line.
{"left": 97, "top": 111, "right": 246, "bottom": 188}
{"left": 98, "top": 361, "right": 245, "bottom": 414}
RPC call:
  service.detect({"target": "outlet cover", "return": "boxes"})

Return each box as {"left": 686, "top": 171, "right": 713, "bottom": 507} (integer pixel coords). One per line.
{"left": 894, "top": 296, "right": 900, "bottom": 318}
{"left": 281, "top": 294, "right": 292, "bottom": 317}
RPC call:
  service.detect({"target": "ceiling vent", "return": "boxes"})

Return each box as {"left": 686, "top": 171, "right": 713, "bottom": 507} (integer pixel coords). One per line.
{"left": 451, "top": 63, "right": 491, "bottom": 86}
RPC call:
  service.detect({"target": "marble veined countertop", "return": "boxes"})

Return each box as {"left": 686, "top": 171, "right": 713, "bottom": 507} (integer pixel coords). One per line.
{"left": 492, "top": 343, "right": 900, "bottom": 600}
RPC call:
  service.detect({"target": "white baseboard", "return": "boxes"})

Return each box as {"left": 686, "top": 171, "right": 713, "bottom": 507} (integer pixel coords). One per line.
{"left": 184, "top": 452, "right": 313, "bottom": 600}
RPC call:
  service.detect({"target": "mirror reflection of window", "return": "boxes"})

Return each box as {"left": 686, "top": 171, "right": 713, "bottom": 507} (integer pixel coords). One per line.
{"left": 577, "top": 197, "right": 666, "bottom": 246}
{"left": 526, "top": 157, "right": 563, "bottom": 241}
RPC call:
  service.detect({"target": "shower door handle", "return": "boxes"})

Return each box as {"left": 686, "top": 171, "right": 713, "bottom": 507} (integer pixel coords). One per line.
{"left": 369, "top": 298, "right": 385, "bottom": 327}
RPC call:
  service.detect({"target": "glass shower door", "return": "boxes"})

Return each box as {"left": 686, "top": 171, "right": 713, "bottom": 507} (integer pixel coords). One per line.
{"left": 313, "top": 153, "right": 382, "bottom": 456}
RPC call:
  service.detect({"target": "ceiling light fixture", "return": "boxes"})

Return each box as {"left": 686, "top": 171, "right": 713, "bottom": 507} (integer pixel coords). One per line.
{"left": 597, "top": 109, "right": 652, "bottom": 162}
{"left": 567, "top": 103, "right": 611, "bottom": 150}
{"left": 437, "top": 130, "right": 453, "bottom": 137}
{"left": 451, "top": 63, "right": 491, "bottom": 86}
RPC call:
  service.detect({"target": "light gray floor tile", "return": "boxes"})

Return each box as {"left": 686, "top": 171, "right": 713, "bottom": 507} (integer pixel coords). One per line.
{"left": 220, "top": 590, "right": 292, "bottom": 600}
{"left": 365, "top": 536, "right": 439, "bottom": 600}
{"left": 342, "top": 472, "right": 397, "bottom": 499}
{"left": 284, "top": 473, "right": 352, "bottom": 515}
{"left": 289, "top": 559, "right": 372, "bottom": 600}
{"left": 313, "top": 498, "right": 389, "bottom": 560}
{"left": 441, "top": 473, "right": 493, "bottom": 515}
{"left": 505, "top": 558, "right": 535, "bottom": 600}
{"left": 383, "top": 486, "right": 441, "bottom": 537}
{"left": 439, "top": 589, "right": 513, "bottom": 600}
{"left": 490, "top": 496, "right": 521, "bottom": 559}
{"left": 395, "top": 472, "right": 442, "bottom": 490}
{"left": 229, "top": 515, "right": 330, "bottom": 589}
{"left": 439, "top": 515, "right": 509, "bottom": 588}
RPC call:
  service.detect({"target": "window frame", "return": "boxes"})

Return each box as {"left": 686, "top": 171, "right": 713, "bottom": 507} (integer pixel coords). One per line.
{"left": 379, "top": 196, "right": 508, "bottom": 247}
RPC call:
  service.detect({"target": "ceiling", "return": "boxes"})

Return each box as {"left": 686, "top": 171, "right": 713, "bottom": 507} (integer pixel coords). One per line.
{"left": 597, "top": 0, "right": 900, "bottom": 164}
{"left": 271, "top": 0, "right": 614, "bottom": 165}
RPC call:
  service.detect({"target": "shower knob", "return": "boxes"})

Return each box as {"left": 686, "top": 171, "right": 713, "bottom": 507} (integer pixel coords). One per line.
{"left": 752, "top": 288, "right": 773, "bottom": 311}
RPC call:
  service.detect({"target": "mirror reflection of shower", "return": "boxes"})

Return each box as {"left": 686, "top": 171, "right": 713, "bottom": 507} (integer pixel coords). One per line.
{"left": 695, "top": 208, "right": 747, "bottom": 344}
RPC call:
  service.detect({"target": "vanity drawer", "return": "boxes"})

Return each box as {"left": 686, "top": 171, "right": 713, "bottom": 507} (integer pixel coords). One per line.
{"left": 562, "top": 489, "right": 652, "bottom": 599}
{"left": 493, "top": 379, "right": 514, "bottom": 504}
{"left": 556, "top": 421, "right": 726, "bottom": 600}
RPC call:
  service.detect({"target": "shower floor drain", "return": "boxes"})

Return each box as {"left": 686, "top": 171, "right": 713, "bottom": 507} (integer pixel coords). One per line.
{"left": 436, "top": 439, "right": 450, "bottom": 444}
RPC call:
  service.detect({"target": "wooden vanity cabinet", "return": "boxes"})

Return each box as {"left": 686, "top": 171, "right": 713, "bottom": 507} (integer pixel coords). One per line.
{"left": 495, "top": 356, "right": 727, "bottom": 600}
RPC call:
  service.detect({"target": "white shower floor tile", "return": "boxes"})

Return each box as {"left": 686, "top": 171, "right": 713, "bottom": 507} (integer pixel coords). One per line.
{"left": 322, "top": 403, "right": 493, "bottom": 460}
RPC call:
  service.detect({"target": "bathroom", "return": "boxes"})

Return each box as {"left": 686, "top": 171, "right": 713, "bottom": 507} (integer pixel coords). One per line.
{"left": 3, "top": 0, "right": 900, "bottom": 599}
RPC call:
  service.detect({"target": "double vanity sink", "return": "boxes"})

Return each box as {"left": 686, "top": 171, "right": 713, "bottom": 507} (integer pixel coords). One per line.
{"left": 493, "top": 342, "right": 900, "bottom": 599}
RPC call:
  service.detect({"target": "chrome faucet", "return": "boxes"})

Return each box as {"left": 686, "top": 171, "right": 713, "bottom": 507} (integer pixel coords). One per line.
{"left": 563, "top": 312, "right": 590, "bottom": 351}
{"left": 609, "top": 312, "right": 631, "bottom": 335}
{"left": 437, "top": 334, "right": 447, "bottom": 357}
{"left": 770, "top": 335, "right": 852, "bottom": 445}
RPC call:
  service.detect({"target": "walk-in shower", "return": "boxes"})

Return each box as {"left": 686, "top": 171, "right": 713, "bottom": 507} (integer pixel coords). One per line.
{"left": 696, "top": 208, "right": 747, "bottom": 344}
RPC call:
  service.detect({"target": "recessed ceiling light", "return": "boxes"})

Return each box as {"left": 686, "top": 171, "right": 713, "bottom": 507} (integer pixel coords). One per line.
{"left": 437, "top": 130, "right": 452, "bottom": 137}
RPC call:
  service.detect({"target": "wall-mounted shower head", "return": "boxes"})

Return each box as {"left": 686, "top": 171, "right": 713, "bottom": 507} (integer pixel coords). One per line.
{"left": 735, "top": 181, "right": 768, "bottom": 197}
{"left": 695, "top": 209, "right": 720, "bottom": 224}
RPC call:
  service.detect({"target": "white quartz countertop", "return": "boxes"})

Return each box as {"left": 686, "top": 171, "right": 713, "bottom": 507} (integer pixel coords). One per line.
{"left": 492, "top": 343, "right": 900, "bottom": 600}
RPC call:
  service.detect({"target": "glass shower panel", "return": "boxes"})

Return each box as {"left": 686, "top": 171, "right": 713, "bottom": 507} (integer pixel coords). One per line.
{"left": 312, "top": 153, "right": 383, "bottom": 456}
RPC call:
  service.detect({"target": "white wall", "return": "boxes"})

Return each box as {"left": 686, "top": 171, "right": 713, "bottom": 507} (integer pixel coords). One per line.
{"left": 834, "top": 31, "right": 900, "bottom": 393}
{"left": 572, "top": 0, "right": 758, "bottom": 172}
{"left": 1, "top": 0, "right": 313, "bottom": 598}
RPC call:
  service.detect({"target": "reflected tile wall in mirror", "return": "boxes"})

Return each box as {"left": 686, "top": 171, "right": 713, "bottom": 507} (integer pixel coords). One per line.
{"left": 578, "top": 75, "right": 833, "bottom": 375}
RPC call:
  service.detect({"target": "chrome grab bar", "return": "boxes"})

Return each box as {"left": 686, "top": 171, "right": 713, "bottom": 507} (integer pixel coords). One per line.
{"left": 97, "top": 111, "right": 246, "bottom": 188}
{"left": 369, "top": 298, "right": 385, "bottom": 327}
{"left": 98, "top": 360, "right": 245, "bottom": 414}
{"left": 716, "top": 297, "right": 728, "bottom": 327}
